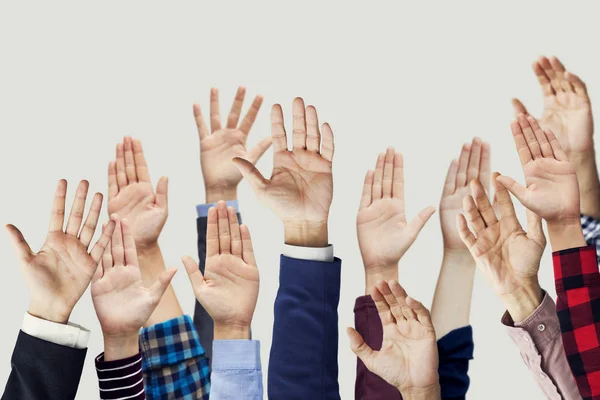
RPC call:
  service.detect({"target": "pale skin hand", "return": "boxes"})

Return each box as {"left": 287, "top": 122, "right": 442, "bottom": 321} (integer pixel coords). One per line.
{"left": 108, "top": 137, "right": 169, "bottom": 251}
{"left": 457, "top": 177, "right": 545, "bottom": 322}
{"left": 440, "top": 138, "right": 490, "bottom": 250}
{"left": 92, "top": 219, "right": 176, "bottom": 361}
{"left": 233, "top": 98, "right": 335, "bottom": 247}
{"left": 431, "top": 138, "right": 490, "bottom": 338}
{"left": 347, "top": 280, "right": 440, "bottom": 398}
{"left": 183, "top": 201, "right": 259, "bottom": 340}
{"left": 497, "top": 114, "right": 587, "bottom": 252}
{"left": 357, "top": 147, "right": 435, "bottom": 294}
{"left": 5, "top": 180, "right": 115, "bottom": 324}
{"left": 194, "top": 87, "right": 272, "bottom": 203}
{"left": 513, "top": 56, "right": 593, "bottom": 158}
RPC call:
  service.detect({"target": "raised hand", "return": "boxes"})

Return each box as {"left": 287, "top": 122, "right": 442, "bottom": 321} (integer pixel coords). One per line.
{"left": 194, "top": 87, "right": 272, "bottom": 203}
{"left": 5, "top": 180, "right": 115, "bottom": 324}
{"left": 183, "top": 201, "right": 259, "bottom": 340}
{"left": 457, "top": 177, "right": 545, "bottom": 321}
{"left": 107, "top": 137, "right": 168, "bottom": 250}
{"left": 233, "top": 98, "right": 334, "bottom": 247}
{"left": 497, "top": 114, "right": 579, "bottom": 224}
{"left": 513, "top": 56, "right": 593, "bottom": 158}
{"left": 440, "top": 138, "right": 490, "bottom": 250}
{"left": 92, "top": 219, "right": 176, "bottom": 360}
{"left": 357, "top": 148, "right": 435, "bottom": 293}
{"left": 347, "top": 280, "right": 440, "bottom": 399}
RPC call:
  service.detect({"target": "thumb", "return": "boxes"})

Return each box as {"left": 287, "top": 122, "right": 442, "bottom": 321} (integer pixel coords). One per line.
{"left": 347, "top": 327, "right": 375, "bottom": 369}
{"left": 5, "top": 224, "right": 33, "bottom": 262}
{"left": 247, "top": 137, "right": 273, "bottom": 165}
{"left": 408, "top": 206, "right": 436, "bottom": 238}
{"left": 149, "top": 267, "right": 177, "bottom": 304}
{"left": 155, "top": 176, "right": 169, "bottom": 209}
{"left": 511, "top": 98, "right": 528, "bottom": 116}
{"left": 525, "top": 209, "right": 546, "bottom": 246}
{"left": 232, "top": 157, "right": 268, "bottom": 193}
{"left": 182, "top": 256, "right": 206, "bottom": 293}
{"left": 495, "top": 176, "right": 528, "bottom": 205}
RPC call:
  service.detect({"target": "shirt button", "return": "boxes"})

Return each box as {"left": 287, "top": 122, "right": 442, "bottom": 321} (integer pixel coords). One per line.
{"left": 537, "top": 324, "right": 546, "bottom": 332}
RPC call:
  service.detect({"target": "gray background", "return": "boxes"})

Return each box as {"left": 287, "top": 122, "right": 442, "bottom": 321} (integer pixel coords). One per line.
{"left": 0, "top": 1, "right": 598, "bottom": 398}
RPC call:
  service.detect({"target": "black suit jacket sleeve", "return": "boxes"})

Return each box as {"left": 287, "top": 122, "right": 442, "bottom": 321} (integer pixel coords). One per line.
{"left": 193, "top": 213, "right": 242, "bottom": 363}
{"left": 2, "top": 330, "right": 86, "bottom": 400}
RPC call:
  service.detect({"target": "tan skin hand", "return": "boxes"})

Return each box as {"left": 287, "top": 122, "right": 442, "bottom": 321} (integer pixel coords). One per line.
{"left": 107, "top": 137, "right": 169, "bottom": 250}
{"left": 348, "top": 280, "right": 439, "bottom": 397}
{"left": 513, "top": 56, "right": 593, "bottom": 158}
{"left": 194, "top": 87, "right": 272, "bottom": 202}
{"left": 232, "top": 99, "right": 335, "bottom": 247}
{"left": 5, "top": 179, "right": 115, "bottom": 324}
{"left": 183, "top": 201, "right": 259, "bottom": 340}
{"left": 439, "top": 138, "right": 490, "bottom": 250}
{"left": 357, "top": 148, "right": 435, "bottom": 292}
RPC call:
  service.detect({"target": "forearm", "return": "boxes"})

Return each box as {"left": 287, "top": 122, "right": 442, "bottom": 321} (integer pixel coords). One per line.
{"left": 138, "top": 244, "right": 183, "bottom": 327}
{"left": 547, "top": 220, "right": 587, "bottom": 252}
{"left": 571, "top": 150, "right": 600, "bottom": 219}
{"left": 365, "top": 265, "right": 398, "bottom": 296}
{"left": 431, "top": 250, "right": 476, "bottom": 338}
{"left": 206, "top": 186, "right": 237, "bottom": 204}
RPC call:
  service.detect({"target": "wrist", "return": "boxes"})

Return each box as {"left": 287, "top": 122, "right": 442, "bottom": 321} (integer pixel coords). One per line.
{"left": 442, "top": 248, "right": 475, "bottom": 265}
{"left": 400, "top": 383, "right": 441, "bottom": 400}
{"left": 214, "top": 322, "right": 251, "bottom": 340}
{"left": 205, "top": 186, "right": 237, "bottom": 204}
{"left": 547, "top": 219, "right": 587, "bottom": 252}
{"left": 284, "top": 220, "right": 328, "bottom": 247}
{"left": 28, "top": 302, "right": 71, "bottom": 325}
{"left": 364, "top": 264, "right": 398, "bottom": 295}
{"left": 103, "top": 333, "right": 139, "bottom": 361}
{"left": 500, "top": 283, "right": 543, "bottom": 323}
{"left": 569, "top": 148, "right": 596, "bottom": 169}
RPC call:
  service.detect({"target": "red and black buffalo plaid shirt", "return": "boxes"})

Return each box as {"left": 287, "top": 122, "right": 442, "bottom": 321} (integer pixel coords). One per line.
{"left": 553, "top": 245, "right": 600, "bottom": 400}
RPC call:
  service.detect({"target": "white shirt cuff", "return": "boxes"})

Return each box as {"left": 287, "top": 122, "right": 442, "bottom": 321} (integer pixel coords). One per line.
{"left": 22, "top": 313, "right": 90, "bottom": 349}
{"left": 282, "top": 244, "right": 334, "bottom": 262}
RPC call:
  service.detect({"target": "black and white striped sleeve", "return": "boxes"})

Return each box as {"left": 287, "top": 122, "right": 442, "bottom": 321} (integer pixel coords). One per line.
{"left": 95, "top": 352, "right": 146, "bottom": 400}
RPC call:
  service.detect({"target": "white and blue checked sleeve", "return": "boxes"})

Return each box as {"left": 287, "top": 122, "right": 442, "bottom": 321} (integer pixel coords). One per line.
{"left": 581, "top": 214, "right": 600, "bottom": 260}
{"left": 139, "top": 315, "right": 211, "bottom": 400}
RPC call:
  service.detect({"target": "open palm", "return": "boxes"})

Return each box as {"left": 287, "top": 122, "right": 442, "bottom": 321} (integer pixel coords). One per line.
{"left": 513, "top": 56, "right": 593, "bottom": 156}
{"left": 497, "top": 115, "right": 579, "bottom": 223}
{"left": 233, "top": 99, "right": 335, "bottom": 224}
{"left": 194, "top": 87, "right": 271, "bottom": 195}
{"left": 457, "top": 178, "right": 545, "bottom": 297}
{"left": 357, "top": 148, "right": 435, "bottom": 271}
{"left": 183, "top": 202, "right": 259, "bottom": 328}
{"left": 440, "top": 138, "right": 490, "bottom": 250}
{"left": 108, "top": 137, "right": 168, "bottom": 248}
{"left": 92, "top": 219, "right": 176, "bottom": 337}
{"left": 348, "top": 280, "right": 439, "bottom": 394}
{"left": 6, "top": 180, "right": 114, "bottom": 323}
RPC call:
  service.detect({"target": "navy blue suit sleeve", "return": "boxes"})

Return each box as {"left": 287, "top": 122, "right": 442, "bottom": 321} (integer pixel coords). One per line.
{"left": 267, "top": 255, "right": 342, "bottom": 400}
{"left": 2, "top": 330, "right": 86, "bottom": 400}
{"left": 437, "top": 325, "right": 474, "bottom": 400}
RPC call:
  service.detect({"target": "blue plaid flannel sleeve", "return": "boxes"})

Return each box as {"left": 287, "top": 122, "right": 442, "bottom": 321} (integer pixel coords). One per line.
{"left": 581, "top": 214, "right": 600, "bottom": 260}
{"left": 139, "top": 315, "right": 211, "bottom": 400}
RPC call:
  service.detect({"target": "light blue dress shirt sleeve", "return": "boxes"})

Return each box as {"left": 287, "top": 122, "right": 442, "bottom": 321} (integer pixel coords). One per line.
{"left": 196, "top": 200, "right": 239, "bottom": 217}
{"left": 210, "top": 340, "right": 263, "bottom": 400}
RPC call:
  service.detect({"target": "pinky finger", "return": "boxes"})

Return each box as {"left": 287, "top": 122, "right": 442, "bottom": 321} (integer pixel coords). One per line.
{"left": 406, "top": 296, "right": 433, "bottom": 327}
{"left": 545, "top": 130, "right": 568, "bottom": 161}
{"left": 456, "top": 213, "right": 476, "bottom": 249}
{"left": 89, "top": 219, "right": 116, "bottom": 263}
{"left": 320, "top": 123, "right": 335, "bottom": 162}
{"left": 240, "top": 224, "right": 257, "bottom": 266}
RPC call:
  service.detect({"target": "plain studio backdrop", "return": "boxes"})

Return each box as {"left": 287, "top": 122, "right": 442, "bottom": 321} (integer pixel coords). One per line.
{"left": 0, "top": 1, "right": 598, "bottom": 398}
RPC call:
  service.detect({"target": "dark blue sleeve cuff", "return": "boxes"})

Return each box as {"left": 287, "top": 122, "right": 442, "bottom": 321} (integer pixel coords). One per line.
{"left": 437, "top": 325, "right": 474, "bottom": 400}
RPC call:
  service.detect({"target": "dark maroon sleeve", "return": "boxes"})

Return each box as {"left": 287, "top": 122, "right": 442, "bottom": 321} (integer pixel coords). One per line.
{"left": 354, "top": 295, "right": 402, "bottom": 400}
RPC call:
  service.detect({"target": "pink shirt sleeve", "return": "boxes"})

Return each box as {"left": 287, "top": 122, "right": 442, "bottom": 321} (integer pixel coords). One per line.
{"left": 501, "top": 291, "right": 580, "bottom": 400}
